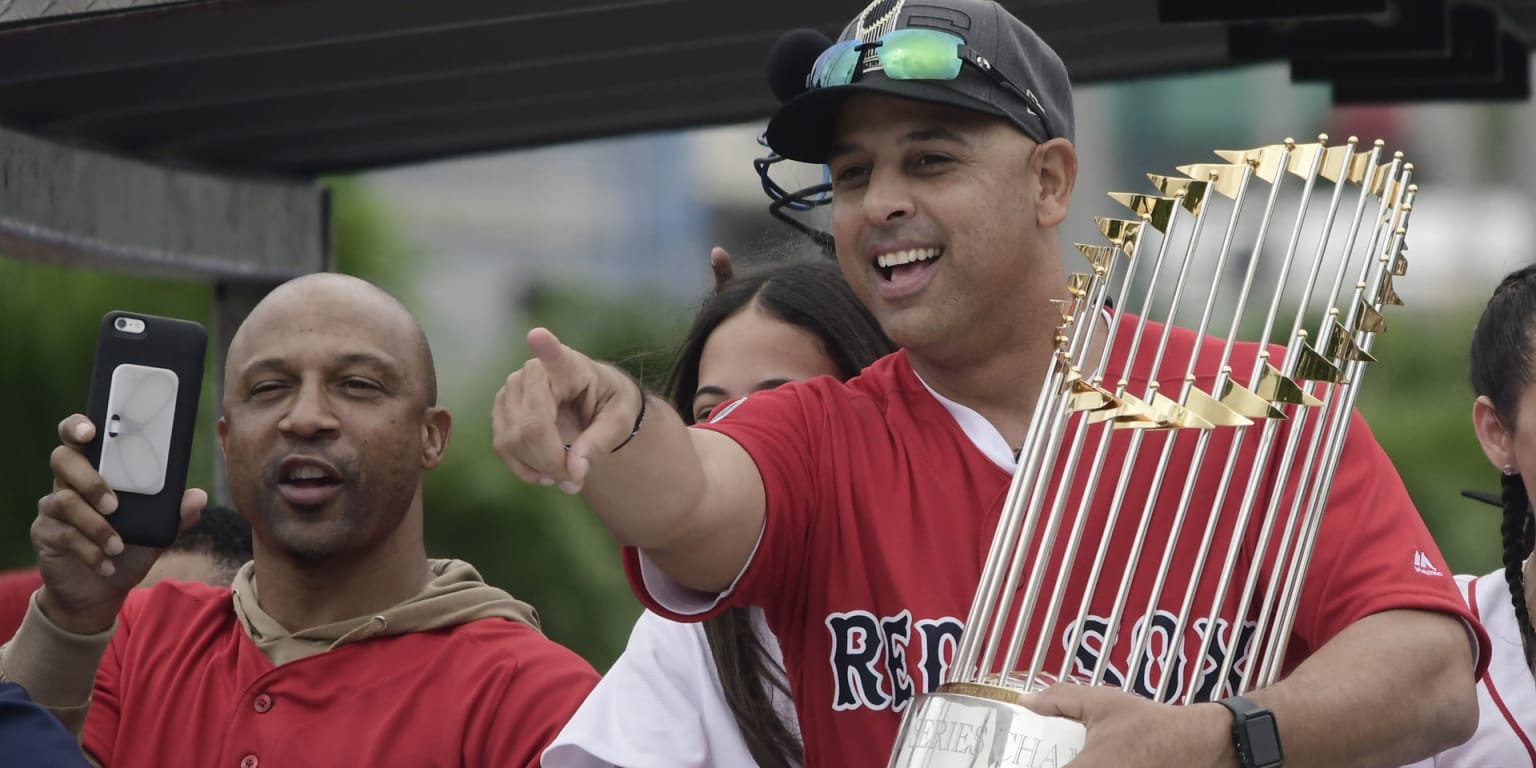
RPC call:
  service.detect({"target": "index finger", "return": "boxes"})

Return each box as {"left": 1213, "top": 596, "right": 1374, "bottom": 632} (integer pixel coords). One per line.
{"left": 527, "top": 328, "right": 574, "bottom": 375}
{"left": 527, "top": 328, "right": 604, "bottom": 402}
{"left": 710, "top": 246, "right": 735, "bottom": 289}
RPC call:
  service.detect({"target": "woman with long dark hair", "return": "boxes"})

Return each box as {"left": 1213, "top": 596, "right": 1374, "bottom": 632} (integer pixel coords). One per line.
{"left": 543, "top": 255, "right": 896, "bottom": 767}
{"left": 1406, "top": 264, "right": 1536, "bottom": 766}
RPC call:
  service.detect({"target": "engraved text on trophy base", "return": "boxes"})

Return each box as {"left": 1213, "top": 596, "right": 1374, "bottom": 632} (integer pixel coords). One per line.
{"left": 889, "top": 692, "right": 1086, "bottom": 768}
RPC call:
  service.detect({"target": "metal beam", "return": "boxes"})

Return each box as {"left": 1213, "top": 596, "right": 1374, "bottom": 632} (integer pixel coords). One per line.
{"left": 0, "top": 123, "right": 327, "bottom": 280}
{"left": 0, "top": 0, "right": 1528, "bottom": 177}
{"left": 0, "top": 0, "right": 189, "bottom": 26}
{"left": 0, "top": 0, "right": 635, "bottom": 83}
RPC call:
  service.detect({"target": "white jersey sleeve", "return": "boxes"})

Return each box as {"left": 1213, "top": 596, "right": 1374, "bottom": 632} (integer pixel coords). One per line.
{"left": 1399, "top": 572, "right": 1536, "bottom": 768}
{"left": 542, "top": 608, "right": 799, "bottom": 768}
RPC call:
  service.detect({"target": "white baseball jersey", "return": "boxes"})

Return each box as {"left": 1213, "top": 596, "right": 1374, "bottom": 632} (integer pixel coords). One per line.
{"left": 542, "top": 608, "right": 800, "bottom": 768}
{"left": 1403, "top": 573, "right": 1536, "bottom": 767}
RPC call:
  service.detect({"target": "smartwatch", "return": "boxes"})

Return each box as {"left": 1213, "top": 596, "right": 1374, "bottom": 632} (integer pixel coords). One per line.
{"left": 1216, "top": 695, "right": 1284, "bottom": 768}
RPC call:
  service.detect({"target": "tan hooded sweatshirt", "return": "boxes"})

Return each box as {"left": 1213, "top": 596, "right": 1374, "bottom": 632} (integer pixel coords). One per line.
{"left": 0, "top": 558, "right": 541, "bottom": 736}
{"left": 231, "top": 558, "right": 539, "bottom": 665}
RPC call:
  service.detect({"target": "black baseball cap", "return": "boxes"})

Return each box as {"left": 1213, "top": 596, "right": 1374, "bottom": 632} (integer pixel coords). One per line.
{"left": 765, "top": 0, "right": 1075, "bottom": 164}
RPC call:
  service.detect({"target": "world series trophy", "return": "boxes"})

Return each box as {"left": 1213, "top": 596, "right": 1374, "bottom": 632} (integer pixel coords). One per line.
{"left": 889, "top": 135, "right": 1415, "bottom": 767}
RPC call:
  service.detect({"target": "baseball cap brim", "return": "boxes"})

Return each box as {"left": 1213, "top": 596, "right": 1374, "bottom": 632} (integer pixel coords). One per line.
{"left": 765, "top": 78, "right": 1012, "bottom": 165}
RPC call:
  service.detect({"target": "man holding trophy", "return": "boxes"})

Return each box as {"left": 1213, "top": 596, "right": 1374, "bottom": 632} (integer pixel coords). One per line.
{"left": 493, "top": 0, "right": 1486, "bottom": 765}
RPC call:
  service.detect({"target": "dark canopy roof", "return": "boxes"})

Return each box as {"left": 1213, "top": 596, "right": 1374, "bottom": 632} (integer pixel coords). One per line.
{"left": 0, "top": 0, "right": 1529, "bottom": 177}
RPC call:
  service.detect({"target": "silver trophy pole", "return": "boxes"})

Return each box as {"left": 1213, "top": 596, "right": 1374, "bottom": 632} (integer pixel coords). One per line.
{"left": 1210, "top": 149, "right": 1405, "bottom": 695}
{"left": 1108, "top": 139, "right": 1303, "bottom": 693}
{"left": 1176, "top": 140, "right": 1391, "bottom": 701}
{"left": 1252, "top": 178, "right": 1414, "bottom": 687}
{"left": 1000, "top": 191, "right": 1212, "bottom": 692}
{"left": 1153, "top": 137, "right": 1375, "bottom": 701}
{"left": 1235, "top": 157, "right": 1410, "bottom": 693}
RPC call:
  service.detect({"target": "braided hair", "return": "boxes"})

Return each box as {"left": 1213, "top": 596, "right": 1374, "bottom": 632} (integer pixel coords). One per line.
{"left": 1500, "top": 472, "right": 1536, "bottom": 668}
{"left": 1470, "top": 264, "right": 1536, "bottom": 668}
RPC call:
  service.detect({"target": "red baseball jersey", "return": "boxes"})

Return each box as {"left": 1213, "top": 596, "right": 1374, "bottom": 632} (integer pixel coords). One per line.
{"left": 626, "top": 316, "right": 1488, "bottom": 767}
{"left": 82, "top": 580, "right": 597, "bottom": 768}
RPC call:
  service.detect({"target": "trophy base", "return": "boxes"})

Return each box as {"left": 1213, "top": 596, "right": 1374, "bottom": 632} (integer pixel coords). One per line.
{"left": 887, "top": 683, "right": 1086, "bottom": 768}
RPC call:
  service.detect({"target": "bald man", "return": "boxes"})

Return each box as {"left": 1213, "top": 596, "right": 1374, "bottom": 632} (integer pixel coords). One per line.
{"left": 0, "top": 274, "right": 597, "bottom": 768}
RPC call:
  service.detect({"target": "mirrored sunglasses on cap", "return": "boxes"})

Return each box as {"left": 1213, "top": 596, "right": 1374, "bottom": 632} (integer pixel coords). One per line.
{"left": 806, "top": 28, "right": 1054, "bottom": 141}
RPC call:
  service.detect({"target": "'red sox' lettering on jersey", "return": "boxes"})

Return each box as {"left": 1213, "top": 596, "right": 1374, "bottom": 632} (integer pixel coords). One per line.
{"left": 824, "top": 609, "right": 1256, "bottom": 713}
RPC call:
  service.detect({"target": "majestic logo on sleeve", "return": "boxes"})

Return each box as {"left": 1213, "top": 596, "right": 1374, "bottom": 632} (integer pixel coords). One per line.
{"left": 826, "top": 610, "right": 1255, "bottom": 711}
{"left": 1412, "top": 550, "right": 1444, "bottom": 577}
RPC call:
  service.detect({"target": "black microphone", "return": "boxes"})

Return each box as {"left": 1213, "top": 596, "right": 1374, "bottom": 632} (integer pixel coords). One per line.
{"left": 767, "top": 28, "right": 834, "bottom": 103}
{"left": 1460, "top": 488, "right": 1503, "bottom": 508}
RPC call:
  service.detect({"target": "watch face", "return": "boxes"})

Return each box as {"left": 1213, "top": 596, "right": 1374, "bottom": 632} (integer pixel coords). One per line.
{"left": 1246, "top": 712, "right": 1283, "bottom": 766}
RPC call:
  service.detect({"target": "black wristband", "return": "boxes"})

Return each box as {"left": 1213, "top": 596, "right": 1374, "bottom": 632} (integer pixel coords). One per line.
{"left": 609, "top": 369, "right": 647, "bottom": 454}
{"left": 1216, "top": 695, "right": 1283, "bottom": 768}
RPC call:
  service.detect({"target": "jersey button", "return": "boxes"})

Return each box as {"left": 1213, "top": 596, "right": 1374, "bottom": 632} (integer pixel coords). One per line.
{"left": 253, "top": 694, "right": 273, "bottom": 714}
{"left": 240, "top": 755, "right": 258, "bottom": 768}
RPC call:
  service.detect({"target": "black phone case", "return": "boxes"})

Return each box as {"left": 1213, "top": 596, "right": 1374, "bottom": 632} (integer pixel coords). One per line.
{"left": 83, "top": 311, "right": 208, "bottom": 547}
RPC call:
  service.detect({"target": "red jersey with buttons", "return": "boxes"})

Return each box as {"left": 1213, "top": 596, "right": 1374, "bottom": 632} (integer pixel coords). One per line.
{"left": 82, "top": 580, "right": 598, "bottom": 768}
{"left": 624, "top": 317, "right": 1488, "bottom": 767}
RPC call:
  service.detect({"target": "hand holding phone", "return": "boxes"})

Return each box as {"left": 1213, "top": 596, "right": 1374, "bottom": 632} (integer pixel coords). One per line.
{"left": 33, "top": 415, "right": 207, "bottom": 634}
{"left": 28, "top": 312, "right": 210, "bottom": 633}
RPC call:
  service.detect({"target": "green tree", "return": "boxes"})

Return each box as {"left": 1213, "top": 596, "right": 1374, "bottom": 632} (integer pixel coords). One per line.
{"left": 1359, "top": 304, "right": 1503, "bottom": 575}
{"left": 418, "top": 280, "right": 689, "bottom": 670}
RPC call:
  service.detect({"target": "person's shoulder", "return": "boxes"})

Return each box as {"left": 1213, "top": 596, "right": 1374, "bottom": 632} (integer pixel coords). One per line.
{"left": 115, "top": 579, "right": 233, "bottom": 643}
{"left": 846, "top": 348, "right": 907, "bottom": 390}
{"left": 122, "top": 578, "right": 230, "bottom": 615}
{"left": 1110, "top": 314, "right": 1274, "bottom": 383}
{"left": 439, "top": 620, "right": 599, "bottom": 723}
{"left": 622, "top": 610, "right": 711, "bottom": 663}
{"left": 588, "top": 612, "right": 720, "bottom": 701}
{"left": 629, "top": 608, "right": 707, "bottom": 641}
{"left": 129, "top": 577, "right": 229, "bottom": 606}
{"left": 775, "top": 349, "right": 905, "bottom": 396}
{"left": 710, "top": 349, "right": 907, "bottom": 424}
{"left": 444, "top": 618, "right": 599, "bottom": 675}
{"left": 803, "top": 348, "right": 910, "bottom": 410}
{"left": 1168, "top": 322, "right": 1263, "bottom": 380}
